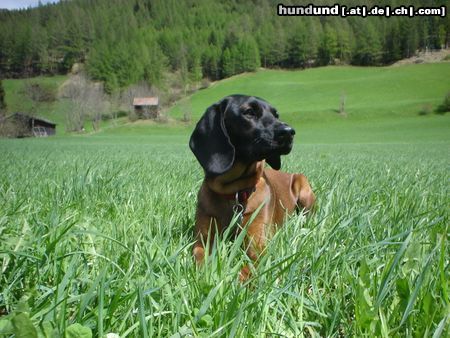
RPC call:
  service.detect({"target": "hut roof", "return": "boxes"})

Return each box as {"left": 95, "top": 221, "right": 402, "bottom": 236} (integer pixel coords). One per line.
{"left": 133, "top": 97, "right": 159, "bottom": 106}
{"left": 7, "top": 112, "right": 57, "bottom": 126}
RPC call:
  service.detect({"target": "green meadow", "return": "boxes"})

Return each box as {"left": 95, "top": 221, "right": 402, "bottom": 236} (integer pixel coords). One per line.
{"left": 2, "top": 76, "right": 70, "bottom": 130}
{"left": 169, "top": 64, "right": 449, "bottom": 120}
{"left": 0, "top": 64, "right": 449, "bottom": 337}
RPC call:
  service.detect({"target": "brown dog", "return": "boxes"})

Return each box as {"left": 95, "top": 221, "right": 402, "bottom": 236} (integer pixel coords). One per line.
{"left": 189, "top": 95, "right": 315, "bottom": 280}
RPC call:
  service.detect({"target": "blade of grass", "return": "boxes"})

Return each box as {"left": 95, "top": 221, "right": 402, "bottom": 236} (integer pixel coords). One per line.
{"left": 194, "top": 280, "right": 223, "bottom": 325}
{"left": 98, "top": 269, "right": 105, "bottom": 338}
{"left": 432, "top": 314, "right": 449, "bottom": 338}
{"left": 137, "top": 284, "right": 149, "bottom": 338}
{"left": 376, "top": 232, "right": 412, "bottom": 307}
{"left": 399, "top": 244, "right": 438, "bottom": 327}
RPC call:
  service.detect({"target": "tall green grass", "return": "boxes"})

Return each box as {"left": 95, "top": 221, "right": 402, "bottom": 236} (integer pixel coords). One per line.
{"left": 0, "top": 135, "right": 448, "bottom": 337}
{"left": 1, "top": 63, "right": 449, "bottom": 336}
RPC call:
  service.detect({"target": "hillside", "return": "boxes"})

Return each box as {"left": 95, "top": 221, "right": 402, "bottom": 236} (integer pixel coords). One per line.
{"left": 2, "top": 75, "right": 128, "bottom": 134}
{"left": 2, "top": 76, "right": 69, "bottom": 127}
{"left": 3, "top": 63, "right": 450, "bottom": 140}
{"left": 168, "top": 63, "right": 450, "bottom": 142}
{"left": 108, "top": 63, "right": 450, "bottom": 143}
{"left": 170, "top": 63, "right": 450, "bottom": 122}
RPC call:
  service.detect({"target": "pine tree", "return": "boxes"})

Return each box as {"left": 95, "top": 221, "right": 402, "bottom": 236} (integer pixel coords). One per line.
{"left": 287, "top": 22, "right": 308, "bottom": 68}
{"left": 399, "top": 18, "right": 419, "bottom": 58}
{"left": 238, "top": 36, "right": 260, "bottom": 72}
{"left": 221, "top": 48, "right": 235, "bottom": 78}
{"left": 383, "top": 21, "right": 402, "bottom": 63}
{"left": 141, "top": 30, "right": 166, "bottom": 87}
{"left": 286, "top": 18, "right": 322, "bottom": 68}
{"left": 317, "top": 24, "right": 338, "bottom": 66}
{"left": 269, "top": 22, "right": 288, "bottom": 66}
{"left": 335, "top": 21, "right": 353, "bottom": 64}
{"left": 203, "top": 46, "right": 221, "bottom": 80}
{"left": 11, "top": 24, "right": 33, "bottom": 76}
{"left": 352, "top": 20, "right": 382, "bottom": 66}
{"left": 257, "top": 21, "right": 280, "bottom": 68}
{"left": 189, "top": 51, "right": 203, "bottom": 85}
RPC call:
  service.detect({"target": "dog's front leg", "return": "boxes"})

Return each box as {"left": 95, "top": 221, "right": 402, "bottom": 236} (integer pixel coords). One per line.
{"left": 292, "top": 173, "right": 315, "bottom": 213}
{"left": 193, "top": 212, "right": 217, "bottom": 265}
{"left": 239, "top": 212, "right": 269, "bottom": 282}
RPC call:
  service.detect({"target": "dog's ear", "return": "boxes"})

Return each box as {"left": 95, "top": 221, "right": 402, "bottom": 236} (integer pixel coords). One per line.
{"left": 189, "top": 98, "right": 235, "bottom": 176}
{"left": 266, "top": 155, "right": 281, "bottom": 170}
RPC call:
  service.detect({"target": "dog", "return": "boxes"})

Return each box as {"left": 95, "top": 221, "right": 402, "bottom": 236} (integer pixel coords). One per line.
{"left": 189, "top": 95, "right": 315, "bottom": 280}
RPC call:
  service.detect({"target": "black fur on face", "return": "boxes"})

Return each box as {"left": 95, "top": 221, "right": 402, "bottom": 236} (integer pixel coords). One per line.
{"left": 189, "top": 95, "right": 295, "bottom": 177}
{"left": 223, "top": 95, "right": 295, "bottom": 165}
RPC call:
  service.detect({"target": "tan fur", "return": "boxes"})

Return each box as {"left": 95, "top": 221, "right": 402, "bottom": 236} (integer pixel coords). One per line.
{"left": 193, "top": 160, "right": 315, "bottom": 281}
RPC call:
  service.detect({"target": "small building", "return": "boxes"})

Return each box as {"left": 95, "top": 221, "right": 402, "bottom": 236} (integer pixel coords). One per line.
{"left": 133, "top": 97, "right": 159, "bottom": 119}
{"left": 0, "top": 113, "right": 56, "bottom": 138}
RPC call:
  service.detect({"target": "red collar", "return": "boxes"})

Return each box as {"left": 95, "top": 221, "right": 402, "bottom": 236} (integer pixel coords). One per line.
{"left": 218, "top": 187, "right": 256, "bottom": 203}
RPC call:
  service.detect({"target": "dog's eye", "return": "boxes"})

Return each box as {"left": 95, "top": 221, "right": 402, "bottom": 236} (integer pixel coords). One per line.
{"left": 243, "top": 108, "right": 256, "bottom": 117}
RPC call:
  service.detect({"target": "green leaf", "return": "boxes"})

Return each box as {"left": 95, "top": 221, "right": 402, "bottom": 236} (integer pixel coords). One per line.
{"left": 38, "top": 321, "right": 55, "bottom": 338}
{"left": 0, "top": 318, "right": 14, "bottom": 335}
{"left": 432, "top": 315, "right": 449, "bottom": 338}
{"left": 399, "top": 246, "right": 437, "bottom": 327}
{"left": 439, "top": 233, "right": 449, "bottom": 306}
{"left": 395, "top": 277, "right": 410, "bottom": 313}
{"left": 199, "top": 314, "right": 213, "bottom": 327}
{"left": 16, "top": 294, "right": 32, "bottom": 313}
{"left": 376, "top": 233, "right": 412, "bottom": 307}
{"left": 137, "top": 284, "right": 149, "bottom": 338}
{"left": 12, "top": 313, "right": 38, "bottom": 338}
{"left": 355, "top": 276, "right": 377, "bottom": 330}
{"left": 378, "top": 308, "right": 389, "bottom": 338}
{"left": 65, "top": 323, "right": 92, "bottom": 338}
{"left": 194, "top": 281, "right": 223, "bottom": 325}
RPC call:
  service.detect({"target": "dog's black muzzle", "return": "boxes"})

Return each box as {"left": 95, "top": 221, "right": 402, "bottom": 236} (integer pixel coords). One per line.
{"left": 274, "top": 124, "right": 295, "bottom": 151}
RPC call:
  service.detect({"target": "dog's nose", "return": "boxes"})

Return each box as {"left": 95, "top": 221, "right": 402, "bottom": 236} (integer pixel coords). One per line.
{"left": 283, "top": 126, "right": 296, "bottom": 136}
{"left": 276, "top": 125, "right": 296, "bottom": 138}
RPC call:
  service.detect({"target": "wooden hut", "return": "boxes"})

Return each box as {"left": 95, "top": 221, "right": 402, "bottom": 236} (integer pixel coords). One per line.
{"left": 1, "top": 113, "right": 56, "bottom": 138}
{"left": 133, "top": 97, "right": 159, "bottom": 119}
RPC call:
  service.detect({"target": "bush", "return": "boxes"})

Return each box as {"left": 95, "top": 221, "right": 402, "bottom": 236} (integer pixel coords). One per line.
{"left": 101, "top": 112, "right": 112, "bottom": 121}
{"left": 116, "top": 110, "right": 128, "bottom": 118}
{"left": 199, "top": 78, "right": 211, "bottom": 90}
{"left": 435, "top": 91, "right": 450, "bottom": 114}
{"left": 128, "top": 110, "right": 138, "bottom": 122}
{"left": 22, "top": 82, "right": 56, "bottom": 102}
{"left": 0, "top": 118, "right": 28, "bottom": 138}
{"left": 418, "top": 103, "right": 433, "bottom": 115}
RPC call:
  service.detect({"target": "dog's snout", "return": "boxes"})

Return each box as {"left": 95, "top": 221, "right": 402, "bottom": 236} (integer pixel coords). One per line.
{"left": 275, "top": 125, "right": 296, "bottom": 139}
{"left": 283, "top": 126, "right": 296, "bottom": 136}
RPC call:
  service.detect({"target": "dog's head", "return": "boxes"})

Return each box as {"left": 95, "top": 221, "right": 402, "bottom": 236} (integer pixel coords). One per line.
{"left": 189, "top": 95, "right": 295, "bottom": 177}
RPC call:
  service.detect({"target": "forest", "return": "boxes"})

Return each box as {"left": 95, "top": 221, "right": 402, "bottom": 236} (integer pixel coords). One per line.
{"left": 0, "top": 0, "right": 448, "bottom": 93}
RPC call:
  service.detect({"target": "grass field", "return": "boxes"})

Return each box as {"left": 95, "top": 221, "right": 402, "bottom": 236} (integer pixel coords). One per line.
{"left": 169, "top": 64, "right": 450, "bottom": 122}
{"left": 0, "top": 64, "right": 449, "bottom": 337}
